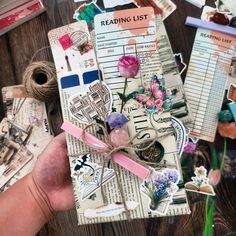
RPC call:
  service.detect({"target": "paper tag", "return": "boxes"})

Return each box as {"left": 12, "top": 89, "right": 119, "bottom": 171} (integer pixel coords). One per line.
{"left": 48, "top": 21, "right": 97, "bottom": 74}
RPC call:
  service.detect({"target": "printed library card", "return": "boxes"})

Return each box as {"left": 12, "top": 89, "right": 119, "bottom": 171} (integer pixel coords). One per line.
{"left": 95, "top": 7, "right": 157, "bottom": 109}
{"left": 184, "top": 29, "right": 236, "bottom": 142}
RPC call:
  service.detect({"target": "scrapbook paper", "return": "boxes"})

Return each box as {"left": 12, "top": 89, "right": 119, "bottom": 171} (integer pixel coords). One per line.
{"left": 0, "top": 85, "right": 53, "bottom": 190}
{"left": 184, "top": 29, "right": 236, "bottom": 142}
{"left": 133, "top": 0, "right": 162, "bottom": 15}
{"left": 73, "top": 2, "right": 103, "bottom": 31}
{"left": 153, "top": 0, "right": 176, "bottom": 20}
{"left": 155, "top": 15, "right": 192, "bottom": 124}
{"left": 0, "top": 118, "right": 33, "bottom": 189}
{"left": 227, "top": 84, "right": 236, "bottom": 102}
{"left": 94, "top": 7, "right": 190, "bottom": 218}
{"left": 49, "top": 17, "right": 190, "bottom": 225}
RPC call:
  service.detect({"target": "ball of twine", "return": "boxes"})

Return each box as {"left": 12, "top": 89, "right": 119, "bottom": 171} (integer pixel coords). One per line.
{"left": 23, "top": 61, "right": 59, "bottom": 102}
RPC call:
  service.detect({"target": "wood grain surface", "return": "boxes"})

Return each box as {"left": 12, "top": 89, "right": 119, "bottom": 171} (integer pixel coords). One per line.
{"left": 0, "top": 0, "right": 236, "bottom": 235}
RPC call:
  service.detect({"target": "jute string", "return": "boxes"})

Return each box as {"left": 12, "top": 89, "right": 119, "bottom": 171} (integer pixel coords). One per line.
{"left": 69, "top": 123, "right": 174, "bottom": 220}
{"left": 23, "top": 46, "right": 59, "bottom": 102}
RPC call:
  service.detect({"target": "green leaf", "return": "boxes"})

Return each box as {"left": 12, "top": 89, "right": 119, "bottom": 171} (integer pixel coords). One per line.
{"left": 211, "top": 148, "right": 219, "bottom": 170}
{"left": 117, "top": 92, "right": 130, "bottom": 103}
{"left": 203, "top": 197, "right": 215, "bottom": 236}
{"left": 181, "top": 154, "right": 193, "bottom": 168}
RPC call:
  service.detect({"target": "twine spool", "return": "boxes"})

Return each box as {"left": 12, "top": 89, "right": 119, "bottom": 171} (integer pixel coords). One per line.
{"left": 23, "top": 61, "right": 59, "bottom": 102}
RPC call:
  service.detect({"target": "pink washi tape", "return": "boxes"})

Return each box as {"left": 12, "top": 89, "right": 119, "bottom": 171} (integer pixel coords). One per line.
{"left": 61, "top": 121, "right": 150, "bottom": 180}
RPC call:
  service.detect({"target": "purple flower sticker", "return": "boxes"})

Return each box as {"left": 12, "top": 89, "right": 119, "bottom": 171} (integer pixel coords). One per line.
{"left": 106, "top": 112, "right": 129, "bottom": 129}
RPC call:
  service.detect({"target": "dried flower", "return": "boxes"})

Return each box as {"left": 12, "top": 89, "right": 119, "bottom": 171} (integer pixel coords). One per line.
{"left": 183, "top": 142, "right": 197, "bottom": 154}
{"left": 208, "top": 169, "right": 221, "bottom": 186}
{"left": 106, "top": 112, "right": 129, "bottom": 129}
{"left": 117, "top": 55, "right": 140, "bottom": 78}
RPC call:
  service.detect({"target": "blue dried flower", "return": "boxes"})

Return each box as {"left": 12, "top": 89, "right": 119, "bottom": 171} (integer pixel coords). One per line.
{"left": 106, "top": 112, "right": 129, "bottom": 129}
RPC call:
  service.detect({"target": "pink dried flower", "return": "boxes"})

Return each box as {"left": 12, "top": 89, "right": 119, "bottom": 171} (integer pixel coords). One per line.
{"left": 208, "top": 169, "right": 221, "bottom": 186}
{"left": 117, "top": 55, "right": 140, "bottom": 78}
{"left": 184, "top": 142, "right": 197, "bottom": 154}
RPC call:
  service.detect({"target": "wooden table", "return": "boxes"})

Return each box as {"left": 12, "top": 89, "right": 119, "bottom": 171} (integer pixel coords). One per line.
{"left": 1, "top": 0, "right": 236, "bottom": 235}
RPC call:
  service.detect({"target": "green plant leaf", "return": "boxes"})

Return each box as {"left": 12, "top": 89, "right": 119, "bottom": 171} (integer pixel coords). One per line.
{"left": 203, "top": 197, "right": 215, "bottom": 236}
{"left": 117, "top": 92, "right": 129, "bottom": 102}
{"left": 212, "top": 148, "right": 219, "bottom": 170}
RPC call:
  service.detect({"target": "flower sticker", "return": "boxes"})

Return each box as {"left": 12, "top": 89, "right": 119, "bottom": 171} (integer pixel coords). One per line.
{"left": 185, "top": 166, "right": 216, "bottom": 196}
{"left": 117, "top": 55, "right": 140, "bottom": 78}
{"left": 194, "top": 166, "right": 207, "bottom": 178}
{"left": 117, "top": 55, "right": 140, "bottom": 112}
{"left": 128, "top": 75, "right": 172, "bottom": 113}
{"left": 183, "top": 141, "right": 197, "bottom": 154}
{"left": 141, "top": 168, "right": 180, "bottom": 215}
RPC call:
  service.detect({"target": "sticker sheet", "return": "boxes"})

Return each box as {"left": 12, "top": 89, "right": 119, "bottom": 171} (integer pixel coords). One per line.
{"left": 49, "top": 9, "right": 190, "bottom": 226}
{"left": 184, "top": 29, "right": 236, "bottom": 142}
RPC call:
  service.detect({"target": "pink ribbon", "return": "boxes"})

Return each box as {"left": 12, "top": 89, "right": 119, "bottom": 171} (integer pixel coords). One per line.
{"left": 61, "top": 121, "right": 150, "bottom": 180}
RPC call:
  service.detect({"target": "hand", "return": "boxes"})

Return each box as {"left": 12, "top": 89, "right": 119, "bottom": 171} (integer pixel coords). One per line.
{"left": 31, "top": 132, "right": 74, "bottom": 211}
{"left": 0, "top": 133, "right": 75, "bottom": 236}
